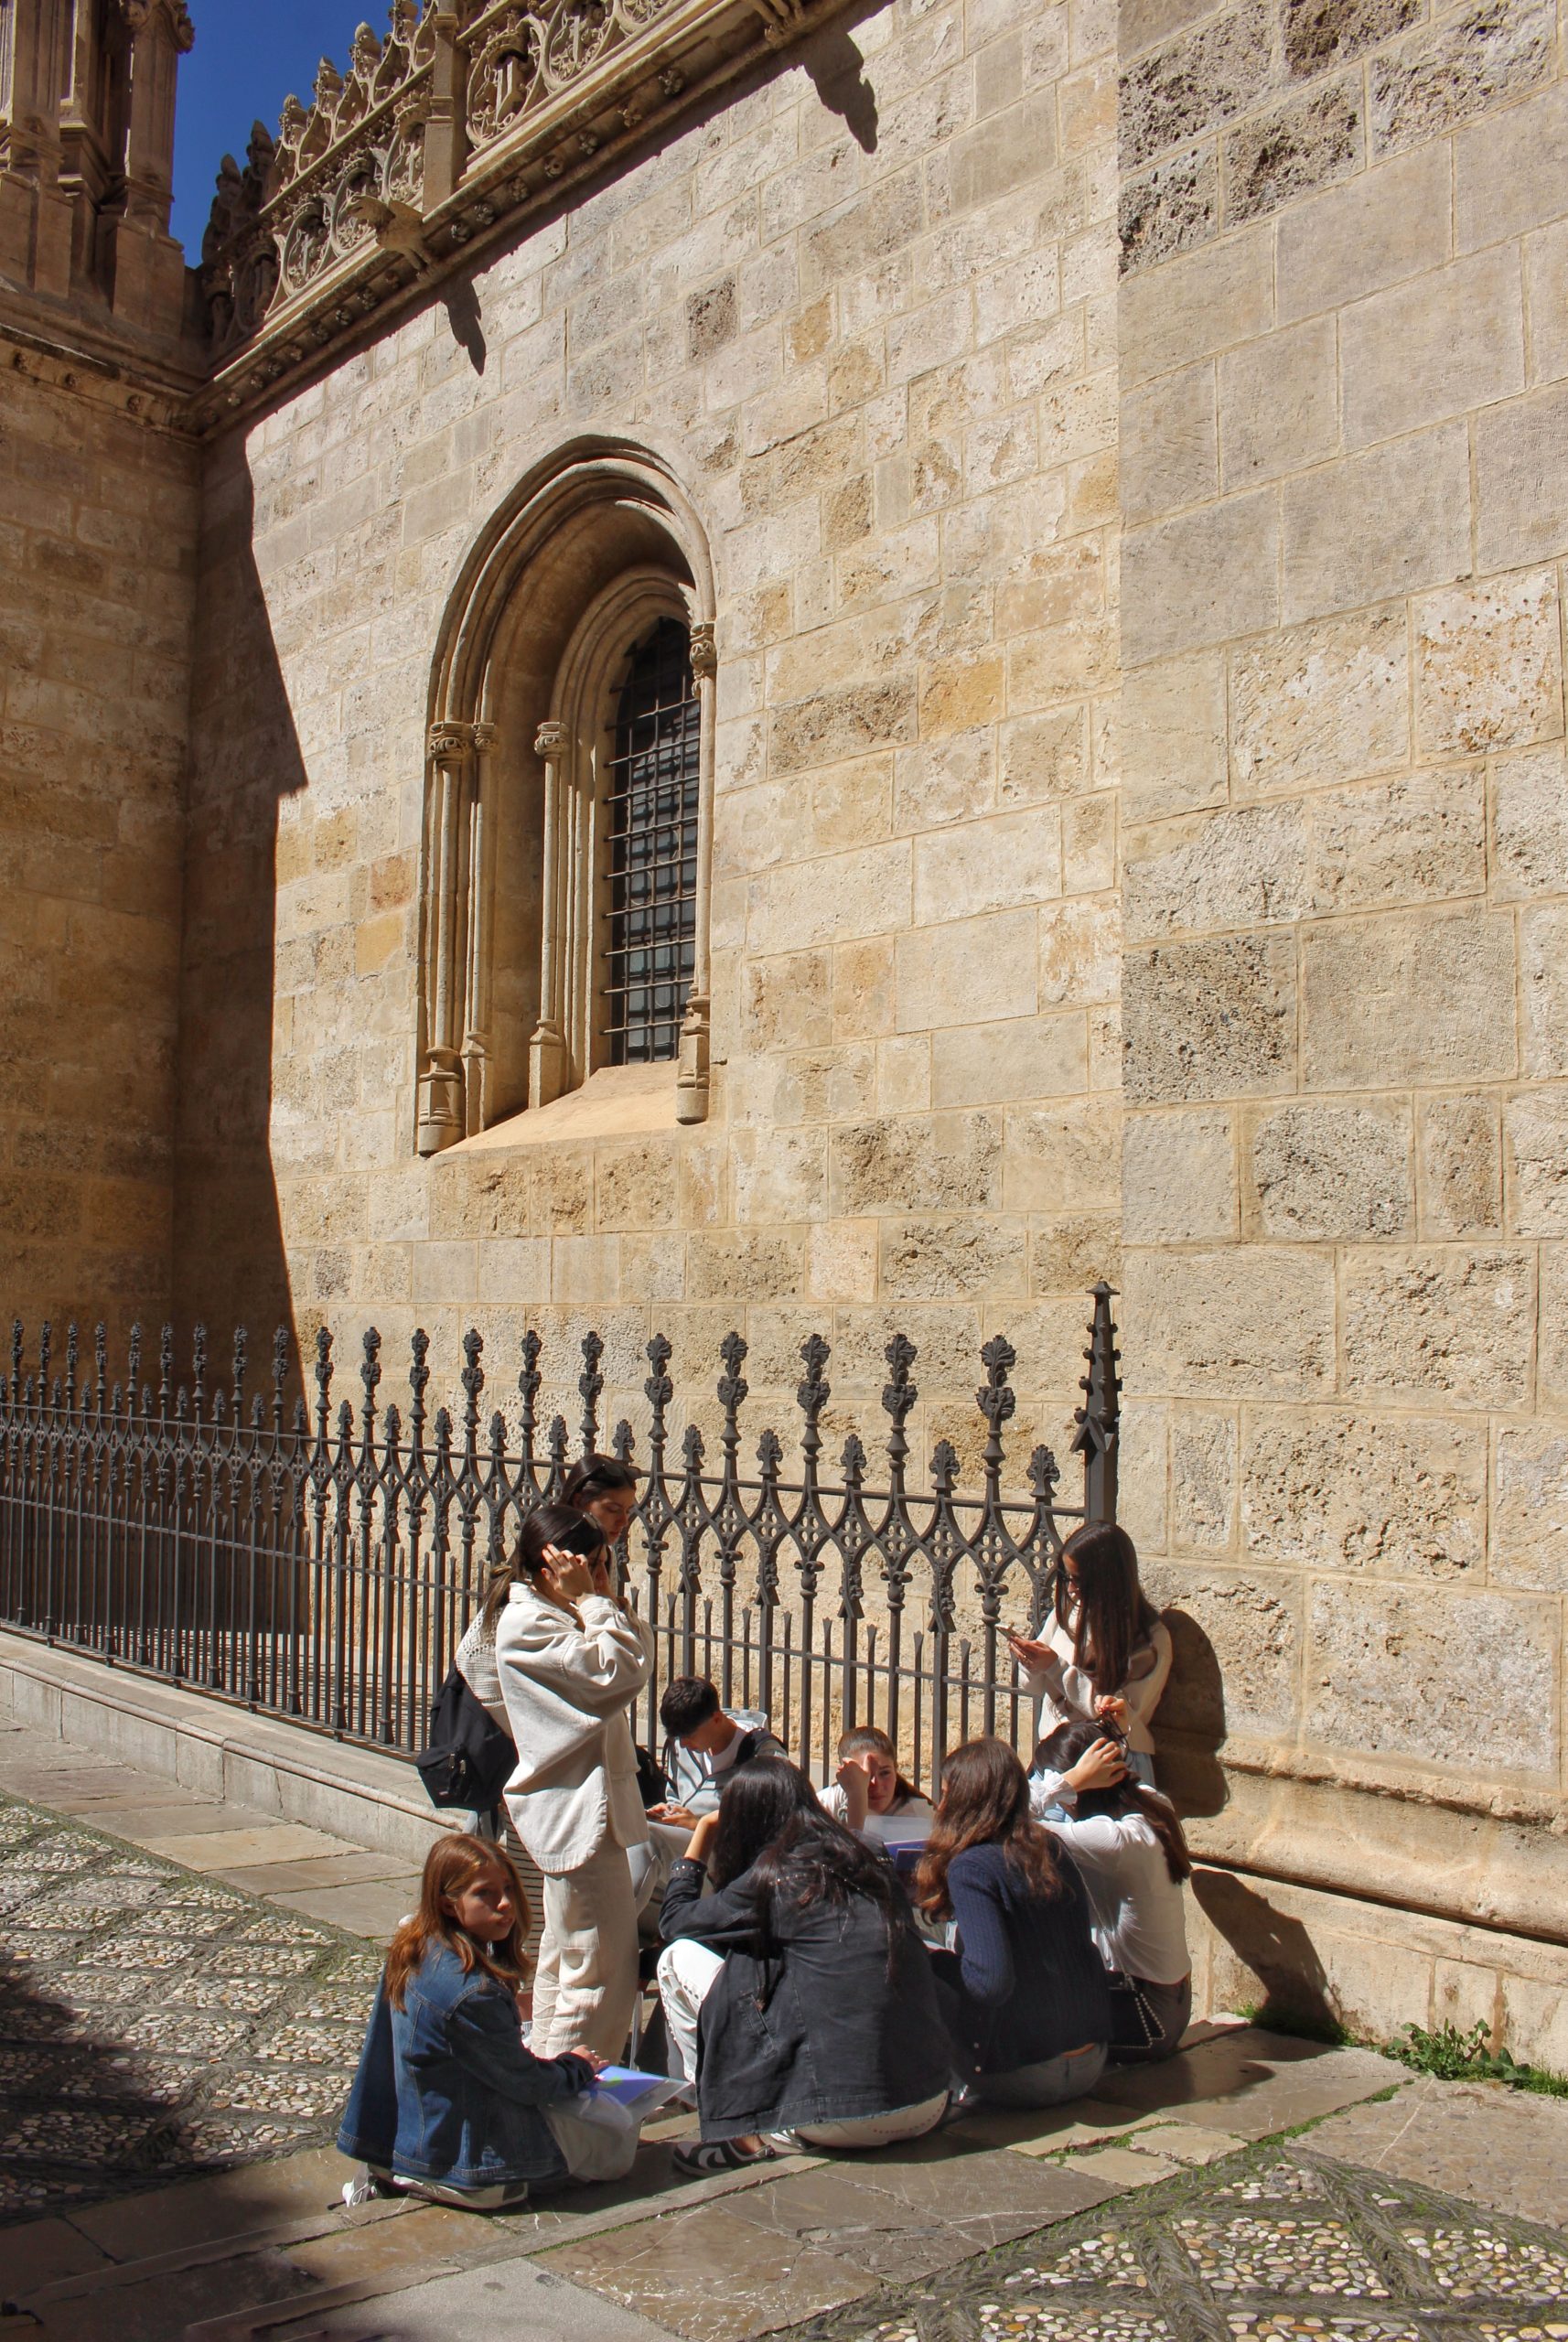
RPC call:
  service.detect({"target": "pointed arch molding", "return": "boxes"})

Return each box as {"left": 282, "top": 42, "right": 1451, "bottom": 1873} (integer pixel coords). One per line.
{"left": 416, "top": 439, "right": 718, "bottom": 1154}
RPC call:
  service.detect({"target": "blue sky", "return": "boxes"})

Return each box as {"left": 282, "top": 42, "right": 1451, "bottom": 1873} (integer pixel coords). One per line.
{"left": 171, "top": 1, "right": 371, "bottom": 255}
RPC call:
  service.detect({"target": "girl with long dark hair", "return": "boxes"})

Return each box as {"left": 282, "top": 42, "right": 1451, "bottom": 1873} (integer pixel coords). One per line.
{"left": 492, "top": 1501, "right": 653, "bottom": 2060}
{"left": 1005, "top": 1523, "right": 1171, "bottom": 1787}
{"left": 914, "top": 1736, "right": 1111, "bottom": 2108}
{"left": 657, "top": 1758, "right": 950, "bottom": 2173}
{"left": 1036, "top": 1717, "right": 1194, "bottom": 2062}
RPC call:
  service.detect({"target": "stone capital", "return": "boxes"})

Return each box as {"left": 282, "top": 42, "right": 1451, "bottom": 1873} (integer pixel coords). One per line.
{"left": 471, "top": 722, "right": 499, "bottom": 753}
{"left": 426, "top": 721, "right": 472, "bottom": 763}
{"left": 534, "top": 720, "right": 570, "bottom": 757}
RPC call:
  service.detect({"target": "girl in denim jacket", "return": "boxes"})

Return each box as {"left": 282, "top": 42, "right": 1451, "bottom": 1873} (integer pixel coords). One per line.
{"left": 338, "top": 1833, "right": 635, "bottom": 2208}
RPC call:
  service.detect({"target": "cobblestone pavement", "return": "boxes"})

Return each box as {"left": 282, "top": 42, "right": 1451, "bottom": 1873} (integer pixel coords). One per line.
{"left": 0, "top": 1788, "right": 380, "bottom": 2223}
{"left": 783, "top": 2142, "right": 1568, "bottom": 2342}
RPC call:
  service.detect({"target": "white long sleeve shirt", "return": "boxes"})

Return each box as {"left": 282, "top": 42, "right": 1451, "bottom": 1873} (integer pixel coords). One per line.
{"left": 494, "top": 1583, "right": 652, "bottom": 1875}
{"left": 1021, "top": 1611, "right": 1173, "bottom": 1756}
{"left": 1042, "top": 1809, "right": 1190, "bottom": 1985}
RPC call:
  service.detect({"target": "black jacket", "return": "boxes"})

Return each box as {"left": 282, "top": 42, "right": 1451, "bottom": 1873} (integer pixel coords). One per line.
{"left": 660, "top": 1855, "right": 950, "bottom": 2139}
{"left": 931, "top": 1839, "right": 1112, "bottom": 2074}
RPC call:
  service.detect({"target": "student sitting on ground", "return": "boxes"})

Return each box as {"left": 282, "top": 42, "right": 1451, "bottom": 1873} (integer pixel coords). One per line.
{"left": 1005, "top": 1523, "right": 1171, "bottom": 1787}
{"left": 648, "top": 1674, "right": 786, "bottom": 1826}
{"left": 338, "top": 1833, "right": 637, "bottom": 2209}
{"left": 657, "top": 1758, "right": 950, "bottom": 2174}
{"left": 1036, "top": 1717, "right": 1194, "bottom": 2064}
{"left": 915, "top": 1736, "right": 1112, "bottom": 2109}
{"left": 821, "top": 1724, "right": 937, "bottom": 1846}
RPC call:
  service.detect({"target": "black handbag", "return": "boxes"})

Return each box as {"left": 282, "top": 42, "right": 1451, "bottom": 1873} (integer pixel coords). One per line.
{"left": 415, "top": 1665, "right": 516, "bottom": 1812}
{"left": 635, "top": 1744, "right": 666, "bottom": 1810}
{"left": 1106, "top": 1969, "right": 1165, "bottom": 2051}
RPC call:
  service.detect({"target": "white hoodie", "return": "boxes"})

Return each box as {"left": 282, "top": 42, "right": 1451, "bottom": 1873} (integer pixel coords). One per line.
{"left": 494, "top": 1580, "right": 653, "bottom": 1875}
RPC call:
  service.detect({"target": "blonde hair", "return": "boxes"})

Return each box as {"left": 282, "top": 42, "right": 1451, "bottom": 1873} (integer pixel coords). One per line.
{"left": 383, "top": 1833, "right": 532, "bottom": 2010}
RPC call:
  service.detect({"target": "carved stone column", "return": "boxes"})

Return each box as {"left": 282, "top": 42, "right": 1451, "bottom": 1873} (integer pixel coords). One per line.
{"left": 113, "top": 0, "right": 193, "bottom": 331}
{"left": 416, "top": 721, "right": 474, "bottom": 1155}
{"left": 423, "top": 7, "right": 466, "bottom": 209}
{"left": 528, "top": 718, "right": 572, "bottom": 1111}
{"left": 677, "top": 618, "right": 715, "bottom": 1124}
{"left": 461, "top": 722, "right": 499, "bottom": 1137}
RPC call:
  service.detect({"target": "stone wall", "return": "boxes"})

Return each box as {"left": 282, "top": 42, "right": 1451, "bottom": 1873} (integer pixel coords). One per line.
{"left": 0, "top": 360, "right": 198, "bottom": 1338}
{"left": 177, "top": 0, "right": 1123, "bottom": 1473}
{"left": 1116, "top": 0, "right": 1568, "bottom": 2058}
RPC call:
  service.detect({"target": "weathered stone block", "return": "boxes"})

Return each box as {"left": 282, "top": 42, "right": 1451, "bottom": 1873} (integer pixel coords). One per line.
{"left": 1494, "top": 1423, "right": 1568, "bottom": 1592}
{"left": 1492, "top": 744, "right": 1568, "bottom": 900}
{"left": 1230, "top": 605, "right": 1408, "bottom": 796}
{"left": 832, "top": 1112, "right": 1004, "bottom": 1217}
{"left": 1039, "top": 897, "right": 1121, "bottom": 1006}
{"left": 746, "top": 841, "right": 913, "bottom": 955}
{"left": 1341, "top": 1245, "right": 1535, "bottom": 1405}
{"left": 1302, "top": 907, "right": 1516, "bottom": 1089}
{"left": 1122, "top": 362, "right": 1218, "bottom": 523}
{"left": 596, "top": 1139, "right": 678, "bottom": 1232}
{"left": 1124, "top": 1245, "right": 1337, "bottom": 1396}
{"left": 1305, "top": 1581, "right": 1558, "bottom": 1778}
{"left": 731, "top": 1127, "right": 828, "bottom": 1225}
{"left": 1369, "top": 0, "right": 1554, "bottom": 158}
{"left": 896, "top": 908, "right": 1038, "bottom": 1032}
{"left": 998, "top": 708, "right": 1090, "bottom": 805}
{"left": 1281, "top": 424, "right": 1470, "bottom": 623}
{"left": 930, "top": 1012, "right": 1087, "bottom": 1107}
{"left": 1417, "top": 1096, "right": 1502, "bottom": 1237}
{"left": 1140, "top": 1560, "right": 1303, "bottom": 1738}
{"left": 1283, "top": 0, "right": 1421, "bottom": 80}
{"left": 740, "top": 950, "right": 832, "bottom": 1052}
{"left": 1519, "top": 906, "right": 1568, "bottom": 1078}
{"left": 1123, "top": 933, "right": 1297, "bottom": 1102}
{"left": 1242, "top": 1408, "right": 1487, "bottom": 1578}
{"left": 1276, "top": 140, "right": 1450, "bottom": 323}
{"left": 1003, "top": 1099, "right": 1121, "bottom": 1211}
{"left": 1124, "top": 489, "right": 1280, "bottom": 664}
{"left": 1118, "top": 1394, "right": 1169, "bottom": 1551}
{"left": 1473, "top": 381, "right": 1568, "bottom": 571}
{"left": 686, "top": 1229, "right": 804, "bottom": 1300}
{"left": 1120, "top": 3, "right": 1272, "bottom": 168}
{"left": 1505, "top": 1090, "right": 1568, "bottom": 1236}
{"left": 1119, "top": 149, "right": 1219, "bottom": 276}
{"left": 1249, "top": 1101, "right": 1412, "bottom": 1240}
{"left": 768, "top": 679, "right": 918, "bottom": 776}
{"left": 1219, "top": 317, "right": 1337, "bottom": 489}
{"left": 1121, "top": 228, "right": 1273, "bottom": 390}
{"left": 912, "top": 806, "right": 1062, "bottom": 925}
{"left": 880, "top": 1215, "right": 1028, "bottom": 1301}
{"left": 894, "top": 729, "right": 996, "bottom": 831}
{"left": 1125, "top": 802, "right": 1309, "bottom": 941}
{"left": 1308, "top": 768, "right": 1486, "bottom": 913}
{"left": 1123, "top": 1109, "right": 1236, "bottom": 1242}
{"left": 1413, "top": 568, "right": 1561, "bottom": 755}
{"left": 1122, "top": 652, "right": 1227, "bottom": 822}
{"left": 1223, "top": 77, "right": 1362, "bottom": 230}
{"left": 1031, "top": 1214, "right": 1122, "bottom": 1297}
{"left": 1171, "top": 1409, "right": 1238, "bottom": 1551}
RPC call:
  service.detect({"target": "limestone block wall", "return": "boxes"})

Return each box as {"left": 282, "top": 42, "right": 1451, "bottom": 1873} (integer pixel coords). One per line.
{"left": 0, "top": 363, "right": 198, "bottom": 1338}
{"left": 178, "top": 0, "right": 1124, "bottom": 1467}
{"left": 1115, "top": 0, "right": 1568, "bottom": 2057}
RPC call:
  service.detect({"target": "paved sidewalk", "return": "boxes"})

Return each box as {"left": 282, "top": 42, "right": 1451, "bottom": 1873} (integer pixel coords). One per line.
{"left": 5, "top": 1716, "right": 1568, "bottom": 2342}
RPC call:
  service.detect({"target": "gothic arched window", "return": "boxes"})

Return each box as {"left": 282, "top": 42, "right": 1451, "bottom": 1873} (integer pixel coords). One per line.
{"left": 602, "top": 617, "right": 700, "bottom": 1067}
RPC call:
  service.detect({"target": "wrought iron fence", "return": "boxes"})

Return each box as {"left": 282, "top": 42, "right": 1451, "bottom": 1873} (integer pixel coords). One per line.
{"left": 0, "top": 1288, "right": 1121, "bottom": 1796}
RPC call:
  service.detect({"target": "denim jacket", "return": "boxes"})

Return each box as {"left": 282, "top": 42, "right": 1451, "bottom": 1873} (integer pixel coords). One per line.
{"left": 338, "top": 1941, "right": 592, "bottom": 2189}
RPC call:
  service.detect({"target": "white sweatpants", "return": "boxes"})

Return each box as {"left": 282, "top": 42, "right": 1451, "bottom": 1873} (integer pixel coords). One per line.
{"left": 533, "top": 1838, "right": 641, "bottom": 2061}
{"left": 657, "top": 1936, "right": 724, "bottom": 2080}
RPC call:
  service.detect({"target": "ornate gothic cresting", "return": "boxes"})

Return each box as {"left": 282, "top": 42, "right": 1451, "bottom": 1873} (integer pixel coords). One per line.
{"left": 415, "top": 448, "right": 718, "bottom": 1154}
{"left": 192, "top": 0, "right": 815, "bottom": 424}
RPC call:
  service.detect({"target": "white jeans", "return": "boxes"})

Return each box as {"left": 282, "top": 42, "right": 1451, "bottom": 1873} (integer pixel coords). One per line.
{"left": 533, "top": 1838, "right": 640, "bottom": 2061}
{"left": 657, "top": 1936, "right": 723, "bottom": 2080}
{"left": 791, "top": 2092, "right": 949, "bottom": 2149}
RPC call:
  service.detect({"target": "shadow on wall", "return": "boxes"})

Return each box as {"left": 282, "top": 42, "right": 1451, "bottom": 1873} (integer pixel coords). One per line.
{"left": 1153, "top": 1606, "right": 1230, "bottom": 1821}
{"left": 1192, "top": 1867, "right": 1339, "bottom": 2036}
{"left": 172, "top": 454, "right": 306, "bottom": 1357}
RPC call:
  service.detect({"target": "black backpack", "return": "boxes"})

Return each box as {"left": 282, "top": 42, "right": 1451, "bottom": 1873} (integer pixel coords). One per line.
{"left": 415, "top": 1666, "right": 517, "bottom": 1813}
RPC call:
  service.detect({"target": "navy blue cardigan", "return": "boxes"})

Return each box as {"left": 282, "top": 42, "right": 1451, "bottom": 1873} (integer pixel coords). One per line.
{"left": 933, "top": 1840, "right": 1112, "bottom": 2073}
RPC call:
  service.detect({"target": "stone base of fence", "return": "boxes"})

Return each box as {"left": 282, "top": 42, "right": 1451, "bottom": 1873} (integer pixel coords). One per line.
{"left": 0, "top": 1629, "right": 450, "bottom": 1868}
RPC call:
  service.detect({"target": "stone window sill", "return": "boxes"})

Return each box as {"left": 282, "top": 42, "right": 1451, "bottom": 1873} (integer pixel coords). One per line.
{"left": 455, "top": 1062, "right": 679, "bottom": 1155}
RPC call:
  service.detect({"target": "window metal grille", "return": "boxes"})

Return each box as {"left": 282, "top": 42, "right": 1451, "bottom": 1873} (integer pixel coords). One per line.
{"left": 602, "top": 616, "right": 699, "bottom": 1065}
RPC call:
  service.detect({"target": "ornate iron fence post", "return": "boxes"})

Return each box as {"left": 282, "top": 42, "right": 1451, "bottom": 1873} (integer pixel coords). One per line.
{"left": 1072, "top": 1281, "right": 1122, "bottom": 1529}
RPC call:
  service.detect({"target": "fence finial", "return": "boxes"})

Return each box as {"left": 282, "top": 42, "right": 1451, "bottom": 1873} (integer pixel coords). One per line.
{"left": 1071, "top": 1281, "right": 1121, "bottom": 1526}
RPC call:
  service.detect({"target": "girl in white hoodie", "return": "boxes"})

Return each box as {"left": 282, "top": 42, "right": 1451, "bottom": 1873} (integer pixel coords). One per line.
{"left": 491, "top": 1502, "right": 654, "bottom": 2061}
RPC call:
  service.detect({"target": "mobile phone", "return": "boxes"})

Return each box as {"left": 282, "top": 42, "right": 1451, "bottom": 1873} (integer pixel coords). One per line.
{"left": 555, "top": 1516, "right": 607, "bottom": 1560}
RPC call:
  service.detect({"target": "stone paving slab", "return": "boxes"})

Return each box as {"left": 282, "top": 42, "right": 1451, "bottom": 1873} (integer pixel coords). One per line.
{"left": 1305, "top": 2074, "right": 1568, "bottom": 2232}
{"left": 273, "top": 2253, "right": 682, "bottom": 2342}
